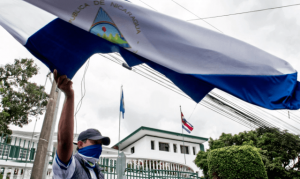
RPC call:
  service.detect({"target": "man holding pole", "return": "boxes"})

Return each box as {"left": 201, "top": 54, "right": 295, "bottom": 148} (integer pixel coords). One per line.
{"left": 52, "top": 70, "right": 110, "bottom": 179}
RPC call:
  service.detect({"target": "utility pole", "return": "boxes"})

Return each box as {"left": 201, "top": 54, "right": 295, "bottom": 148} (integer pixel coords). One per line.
{"left": 42, "top": 88, "right": 61, "bottom": 179}
{"left": 31, "top": 79, "right": 60, "bottom": 179}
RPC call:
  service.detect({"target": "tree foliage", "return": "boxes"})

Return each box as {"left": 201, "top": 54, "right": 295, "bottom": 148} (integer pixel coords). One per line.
{"left": 195, "top": 127, "right": 300, "bottom": 179}
{"left": 0, "top": 59, "right": 48, "bottom": 135}
{"left": 208, "top": 145, "right": 267, "bottom": 179}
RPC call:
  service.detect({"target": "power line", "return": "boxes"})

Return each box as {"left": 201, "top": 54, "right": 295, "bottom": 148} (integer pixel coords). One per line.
{"left": 138, "top": 0, "right": 157, "bottom": 11}
{"left": 210, "top": 89, "right": 300, "bottom": 133}
{"left": 210, "top": 91, "right": 300, "bottom": 133}
{"left": 187, "top": 3, "right": 300, "bottom": 21}
{"left": 99, "top": 54, "right": 192, "bottom": 100}
{"left": 74, "top": 58, "right": 90, "bottom": 136}
{"left": 125, "top": 2, "right": 295, "bottom": 130}
{"left": 278, "top": 110, "right": 300, "bottom": 122}
{"left": 102, "top": 54, "right": 292, "bottom": 131}
{"left": 138, "top": 0, "right": 223, "bottom": 33}
{"left": 201, "top": 99, "right": 255, "bottom": 129}
{"left": 187, "top": 103, "right": 198, "bottom": 121}
{"left": 171, "top": 0, "right": 223, "bottom": 33}
{"left": 99, "top": 53, "right": 300, "bottom": 134}
{"left": 206, "top": 94, "right": 276, "bottom": 129}
{"left": 103, "top": 1, "right": 300, "bottom": 133}
{"left": 99, "top": 53, "right": 300, "bottom": 132}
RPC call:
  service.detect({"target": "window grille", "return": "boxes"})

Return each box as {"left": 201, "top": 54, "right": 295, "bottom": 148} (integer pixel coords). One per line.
{"left": 180, "top": 145, "right": 189, "bottom": 154}
{"left": 159, "top": 142, "right": 169, "bottom": 152}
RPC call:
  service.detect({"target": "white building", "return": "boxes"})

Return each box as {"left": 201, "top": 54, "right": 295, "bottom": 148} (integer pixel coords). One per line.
{"left": 111, "top": 126, "right": 207, "bottom": 173}
{"left": 0, "top": 126, "right": 207, "bottom": 178}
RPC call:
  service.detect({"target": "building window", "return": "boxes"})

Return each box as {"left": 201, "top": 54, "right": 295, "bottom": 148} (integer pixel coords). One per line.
{"left": 180, "top": 145, "right": 189, "bottom": 154}
{"left": 151, "top": 141, "right": 155, "bottom": 150}
{"left": 159, "top": 142, "right": 169, "bottom": 152}
{"left": 193, "top": 147, "right": 196, "bottom": 155}
{"left": 173, "top": 144, "right": 177, "bottom": 153}
{"left": 131, "top": 147, "right": 135, "bottom": 154}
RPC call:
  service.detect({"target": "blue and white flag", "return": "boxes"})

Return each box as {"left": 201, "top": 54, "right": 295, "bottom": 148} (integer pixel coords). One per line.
{"left": 120, "top": 88, "right": 125, "bottom": 119}
{"left": 1, "top": 0, "right": 300, "bottom": 110}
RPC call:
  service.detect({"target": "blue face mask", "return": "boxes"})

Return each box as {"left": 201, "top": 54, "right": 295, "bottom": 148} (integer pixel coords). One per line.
{"left": 78, "top": 144, "right": 102, "bottom": 159}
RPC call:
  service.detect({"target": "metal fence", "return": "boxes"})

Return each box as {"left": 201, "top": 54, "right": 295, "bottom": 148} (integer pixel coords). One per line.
{"left": 99, "top": 157, "right": 201, "bottom": 179}
{"left": 0, "top": 133, "right": 201, "bottom": 178}
{"left": 0, "top": 133, "right": 55, "bottom": 164}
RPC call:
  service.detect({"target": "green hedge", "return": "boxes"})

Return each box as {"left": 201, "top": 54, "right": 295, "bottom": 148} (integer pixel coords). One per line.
{"left": 207, "top": 145, "right": 268, "bottom": 179}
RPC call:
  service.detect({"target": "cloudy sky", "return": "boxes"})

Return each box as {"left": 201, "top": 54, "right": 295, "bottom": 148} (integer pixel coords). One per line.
{"left": 1, "top": 0, "right": 300, "bottom": 150}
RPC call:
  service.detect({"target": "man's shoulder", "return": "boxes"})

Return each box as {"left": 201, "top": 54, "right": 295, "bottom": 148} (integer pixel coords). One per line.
{"left": 52, "top": 154, "right": 76, "bottom": 178}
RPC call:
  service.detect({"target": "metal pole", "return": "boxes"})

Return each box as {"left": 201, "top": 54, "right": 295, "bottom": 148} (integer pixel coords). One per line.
{"left": 118, "top": 112, "right": 121, "bottom": 155}
{"left": 182, "top": 129, "right": 186, "bottom": 165}
{"left": 118, "top": 85, "right": 123, "bottom": 155}
{"left": 31, "top": 80, "right": 59, "bottom": 179}
{"left": 180, "top": 106, "right": 186, "bottom": 165}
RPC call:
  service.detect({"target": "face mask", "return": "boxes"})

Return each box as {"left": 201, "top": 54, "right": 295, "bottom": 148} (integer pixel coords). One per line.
{"left": 78, "top": 144, "right": 102, "bottom": 159}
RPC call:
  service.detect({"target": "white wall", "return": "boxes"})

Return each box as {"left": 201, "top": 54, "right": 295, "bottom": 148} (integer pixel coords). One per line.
{"left": 121, "top": 136, "right": 204, "bottom": 173}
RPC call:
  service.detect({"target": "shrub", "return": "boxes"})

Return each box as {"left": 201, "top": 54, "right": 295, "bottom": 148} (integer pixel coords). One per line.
{"left": 207, "top": 145, "right": 268, "bottom": 179}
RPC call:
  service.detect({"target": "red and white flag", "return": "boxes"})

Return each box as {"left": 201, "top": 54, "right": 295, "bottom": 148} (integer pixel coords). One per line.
{"left": 181, "top": 112, "right": 193, "bottom": 133}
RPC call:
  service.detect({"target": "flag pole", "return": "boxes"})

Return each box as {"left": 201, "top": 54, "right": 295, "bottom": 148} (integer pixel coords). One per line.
{"left": 118, "top": 85, "right": 123, "bottom": 156}
{"left": 180, "top": 106, "right": 186, "bottom": 165}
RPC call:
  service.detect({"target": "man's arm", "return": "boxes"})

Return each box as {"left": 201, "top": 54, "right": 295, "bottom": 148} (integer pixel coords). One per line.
{"left": 54, "top": 69, "right": 74, "bottom": 164}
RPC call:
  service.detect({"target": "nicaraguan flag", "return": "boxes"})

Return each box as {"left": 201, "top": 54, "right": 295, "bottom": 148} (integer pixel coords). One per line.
{"left": 1, "top": 0, "right": 300, "bottom": 110}
{"left": 181, "top": 112, "right": 193, "bottom": 133}
{"left": 120, "top": 88, "right": 125, "bottom": 119}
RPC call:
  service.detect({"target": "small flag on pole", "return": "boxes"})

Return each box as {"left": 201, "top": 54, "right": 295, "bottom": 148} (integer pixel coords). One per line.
{"left": 181, "top": 112, "right": 193, "bottom": 133}
{"left": 120, "top": 88, "right": 125, "bottom": 119}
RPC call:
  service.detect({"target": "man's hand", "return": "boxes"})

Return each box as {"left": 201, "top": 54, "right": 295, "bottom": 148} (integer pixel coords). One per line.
{"left": 54, "top": 69, "right": 74, "bottom": 98}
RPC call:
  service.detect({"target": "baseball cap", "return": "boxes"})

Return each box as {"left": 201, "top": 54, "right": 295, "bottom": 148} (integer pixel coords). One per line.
{"left": 73, "top": 128, "right": 110, "bottom": 146}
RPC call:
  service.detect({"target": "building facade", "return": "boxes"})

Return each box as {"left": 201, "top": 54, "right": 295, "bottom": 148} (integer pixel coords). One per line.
{"left": 112, "top": 126, "right": 207, "bottom": 173}
{"left": 0, "top": 126, "right": 208, "bottom": 178}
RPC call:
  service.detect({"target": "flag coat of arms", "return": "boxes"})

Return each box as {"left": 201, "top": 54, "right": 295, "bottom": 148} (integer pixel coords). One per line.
{"left": 1, "top": 0, "right": 300, "bottom": 110}
{"left": 181, "top": 112, "right": 193, "bottom": 133}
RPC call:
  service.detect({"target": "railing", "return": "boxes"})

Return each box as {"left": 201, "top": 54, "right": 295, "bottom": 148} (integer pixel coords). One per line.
{"left": 0, "top": 133, "right": 55, "bottom": 179}
{"left": 99, "top": 157, "right": 200, "bottom": 179}
{"left": 0, "top": 133, "right": 200, "bottom": 178}
{"left": 0, "top": 133, "right": 55, "bottom": 164}
{"left": 0, "top": 155, "right": 199, "bottom": 179}
{"left": 0, "top": 167, "right": 53, "bottom": 179}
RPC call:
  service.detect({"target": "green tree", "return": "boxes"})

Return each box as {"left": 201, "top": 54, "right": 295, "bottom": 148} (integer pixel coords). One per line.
{"left": 208, "top": 144, "right": 267, "bottom": 179}
{"left": 0, "top": 59, "right": 48, "bottom": 135}
{"left": 195, "top": 127, "right": 300, "bottom": 179}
